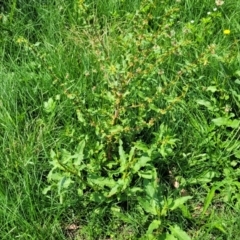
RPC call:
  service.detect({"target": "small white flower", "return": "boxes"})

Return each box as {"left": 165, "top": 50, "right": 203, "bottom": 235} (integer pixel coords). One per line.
{"left": 213, "top": 8, "right": 217, "bottom": 11}
{"left": 190, "top": 20, "right": 194, "bottom": 24}
{"left": 215, "top": 0, "right": 224, "bottom": 6}
{"left": 207, "top": 12, "right": 211, "bottom": 15}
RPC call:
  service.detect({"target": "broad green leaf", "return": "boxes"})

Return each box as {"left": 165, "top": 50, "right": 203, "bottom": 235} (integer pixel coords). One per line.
{"left": 48, "top": 172, "right": 63, "bottom": 181}
{"left": 159, "top": 145, "right": 167, "bottom": 158}
{"left": 107, "top": 179, "right": 125, "bottom": 197}
{"left": 196, "top": 99, "right": 212, "bottom": 108}
{"left": 135, "top": 141, "right": 149, "bottom": 152}
{"left": 127, "top": 187, "right": 143, "bottom": 195}
{"left": 206, "top": 86, "right": 217, "bottom": 92}
{"left": 58, "top": 176, "right": 73, "bottom": 191}
{"left": 132, "top": 156, "right": 151, "bottom": 173}
{"left": 161, "top": 198, "right": 173, "bottom": 216}
{"left": 212, "top": 117, "right": 229, "bottom": 126}
{"left": 170, "top": 225, "right": 191, "bottom": 240}
{"left": 128, "top": 146, "right": 136, "bottom": 161}
{"left": 138, "top": 170, "right": 154, "bottom": 179}
{"left": 146, "top": 220, "right": 161, "bottom": 234}
{"left": 34, "top": 42, "right": 41, "bottom": 47}
{"left": 189, "top": 171, "right": 216, "bottom": 184}
{"left": 121, "top": 175, "right": 131, "bottom": 191}
{"left": 87, "top": 174, "right": 116, "bottom": 188}
{"left": 235, "top": 79, "right": 240, "bottom": 84}
{"left": 77, "top": 188, "right": 83, "bottom": 196}
{"left": 178, "top": 204, "right": 192, "bottom": 219}
{"left": 227, "top": 119, "right": 240, "bottom": 128}
{"left": 106, "top": 91, "right": 115, "bottom": 101}
{"left": 109, "top": 125, "right": 123, "bottom": 134}
{"left": 76, "top": 109, "right": 85, "bottom": 123}
{"left": 234, "top": 150, "right": 240, "bottom": 159}
{"left": 111, "top": 206, "right": 121, "bottom": 213}
{"left": 138, "top": 197, "right": 158, "bottom": 215}
{"left": 201, "top": 186, "right": 216, "bottom": 217}
{"left": 230, "top": 160, "right": 238, "bottom": 167}
{"left": 50, "top": 149, "right": 56, "bottom": 159}
{"left": 73, "top": 140, "right": 85, "bottom": 165}
{"left": 105, "top": 161, "right": 119, "bottom": 169}
{"left": 235, "top": 70, "right": 240, "bottom": 77}
{"left": 144, "top": 180, "right": 156, "bottom": 198}
{"left": 149, "top": 103, "right": 159, "bottom": 112}
{"left": 42, "top": 186, "right": 51, "bottom": 195}
{"left": 61, "top": 149, "right": 73, "bottom": 164}
{"left": 90, "top": 192, "right": 106, "bottom": 203}
{"left": 107, "top": 184, "right": 120, "bottom": 198}
{"left": 169, "top": 196, "right": 192, "bottom": 211}
{"left": 212, "top": 116, "right": 240, "bottom": 128}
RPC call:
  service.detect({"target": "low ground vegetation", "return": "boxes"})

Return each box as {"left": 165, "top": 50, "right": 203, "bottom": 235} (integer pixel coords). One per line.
{"left": 1, "top": 0, "right": 240, "bottom": 239}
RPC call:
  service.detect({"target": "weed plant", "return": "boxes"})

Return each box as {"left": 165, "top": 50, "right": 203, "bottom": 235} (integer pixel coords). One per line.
{"left": 1, "top": 0, "right": 240, "bottom": 239}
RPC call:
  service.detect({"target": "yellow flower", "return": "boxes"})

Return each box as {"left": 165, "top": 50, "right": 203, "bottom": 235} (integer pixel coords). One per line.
{"left": 223, "top": 29, "right": 230, "bottom": 35}
{"left": 16, "top": 36, "right": 28, "bottom": 44}
{"left": 109, "top": 64, "right": 117, "bottom": 74}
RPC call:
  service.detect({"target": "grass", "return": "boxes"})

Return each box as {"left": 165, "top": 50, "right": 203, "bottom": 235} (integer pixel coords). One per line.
{"left": 1, "top": 0, "right": 240, "bottom": 239}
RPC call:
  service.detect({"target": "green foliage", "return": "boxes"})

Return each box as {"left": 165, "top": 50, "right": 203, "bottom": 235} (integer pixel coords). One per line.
{"left": 39, "top": 0, "right": 240, "bottom": 238}
{"left": 1, "top": 0, "right": 240, "bottom": 239}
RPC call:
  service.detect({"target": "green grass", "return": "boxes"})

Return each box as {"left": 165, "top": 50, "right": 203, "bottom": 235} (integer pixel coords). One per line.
{"left": 1, "top": 0, "right": 240, "bottom": 239}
